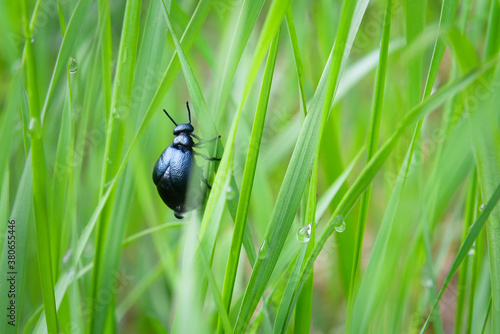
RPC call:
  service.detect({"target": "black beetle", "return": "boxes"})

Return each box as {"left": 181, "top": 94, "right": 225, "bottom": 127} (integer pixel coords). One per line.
{"left": 153, "top": 102, "right": 220, "bottom": 219}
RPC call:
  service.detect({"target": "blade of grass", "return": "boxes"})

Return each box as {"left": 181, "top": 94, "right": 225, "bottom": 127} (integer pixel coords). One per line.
{"left": 450, "top": 22, "right": 500, "bottom": 330}
{"left": 287, "top": 6, "right": 315, "bottom": 328}
{"left": 292, "top": 58, "right": 499, "bottom": 329}
{"left": 420, "top": 182, "right": 500, "bottom": 332}
{"left": 455, "top": 170, "right": 478, "bottom": 334}
{"left": 88, "top": 0, "right": 141, "bottom": 332}
{"left": 219, "top": 28, "right": 280, "bottom": 329}
{"left": 347, "top": 0, "right": 393, "bottom": 327}
{"left": 273, "top": 241, "right": 309, "bottom": 333}
{"left": 213, "top": 0, "right": 265, "bottom": 121}
{"left": 234, "top": 0, "right": 370, "bottom": 331}
{"left": 0, "top": 158, "right": 33, "bottom": 334}
{"left": 34, "top": 5, "right": 215, "bottom": 325}
{"left": 22, "top": 0, "right": 58, "bottom": 331}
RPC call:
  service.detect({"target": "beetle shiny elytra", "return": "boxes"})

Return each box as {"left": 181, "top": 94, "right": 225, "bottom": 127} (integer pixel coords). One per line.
{"left": 152, "top": 102, "right": 220, "bottom": 219}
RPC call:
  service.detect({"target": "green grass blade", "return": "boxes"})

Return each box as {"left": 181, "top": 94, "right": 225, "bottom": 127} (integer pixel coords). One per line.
{"left": 285, "top": 7, "right": 307, "bottom": 116}
{"left": 273, "top": 242, "right": 309, "bottom": 333}
{"left": 348, "top": 0, "right": 393, "bottom": 325}
{"left": 292, "top": 58, "right": 499, "bottom": 328}
{"left": 38, "top": 0, "right": 94, "bottom": 122}
{"left": 0, "top": 160, "right": 33, "bottom": 334}
{"left": 455, "top": 170, "right": 479, "bottom": 334}
{"left": 22, "top": 0, "right": 58, "bottom": 331}
{"left": 219, "top": 28, "right": 280, "bottom": 326}
{"left": 234, "top": 1, "right": 369, "bottom": 331}
{"left": 88, "top": 0, "right": 141, "bottom": 331}
{"left": 213, "top": 0, "right": 265, "bottom": 120}
{"left": 420, "top": 182, "right": 500, "bottom": 333}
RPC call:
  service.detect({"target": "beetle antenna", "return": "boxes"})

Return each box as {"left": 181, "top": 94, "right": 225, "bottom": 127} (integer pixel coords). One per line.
{"left": 186, "top": 101, "right": 192, "bottom": 124}
{"left": 163, "top": 109, "right": 178, "bottom": 126}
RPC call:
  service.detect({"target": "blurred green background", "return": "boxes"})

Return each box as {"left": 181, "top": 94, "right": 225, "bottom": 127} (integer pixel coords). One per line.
{"left": 1, "top": 0, "right": 500, "bottom": 333}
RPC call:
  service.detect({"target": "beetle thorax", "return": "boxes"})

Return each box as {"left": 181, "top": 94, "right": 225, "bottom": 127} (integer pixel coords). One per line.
{"left": 173, "top": 133, "right": 193, "bottom": 150}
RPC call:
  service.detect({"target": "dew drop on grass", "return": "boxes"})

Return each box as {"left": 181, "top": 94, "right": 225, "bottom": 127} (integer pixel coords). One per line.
{"left": 296, "top": 223, "right": 312, "bottom": 243}
{"left": 335, "top": 221, "right": 346, "bottom": 233}
{"left": 28, "top": 118, "right": 42, "bottom": 139}
{"left": 258, "top": 240, "right": 268, "bottom": 259}
{"left": 30, "top": 37, "right": 35, "bottom": 43}
{"left": 226, "top": 186, "right": 235, "bottom": 200}
{"left": 479, "top": 203, "right": 485, "bottom": 212}
{"left": 333, "top": 215, "right": 346, "bottom": 233}
{"left": 68, "top": 57, "right": 78, "bottom": 74}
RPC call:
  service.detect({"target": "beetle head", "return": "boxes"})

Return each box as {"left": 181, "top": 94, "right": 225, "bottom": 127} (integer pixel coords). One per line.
{"left": 173, "top": 123, "right": 194, "bottom": 135}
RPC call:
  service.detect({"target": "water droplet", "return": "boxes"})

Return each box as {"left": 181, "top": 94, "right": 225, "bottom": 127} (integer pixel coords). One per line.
{"left": 174, "top": 211, "right": 186, "bottom": 219}
{"left": 106, "top": 158, "right": 112, "bottom": 164}
{"left": 468, "top": 248, "right": 475, "bottom": 256}
{"left": 30, "top": 37, "right": 35, "bottom": 43}
{"left": 335, "top": 221, "right": 346, "bottom": 233}
{"left": 28, "top": 117, "right": 42, "bottom": 139}
{"left": 258, "top": 240, "right": 268, "bottom": 259}
{"left": 479, "top": 204, "right": 485, "bottom": 212}
{"left": 296, "top": 223, "right": 312, "bottom": 243}
{"left": 333, "top": 215, "right": 346, "bottom": 233}
{"left": 68, "top": 57, "right": 78, "bottom": 74}
{"left": 226, "top": 187, "right": 235, "bottom": 200}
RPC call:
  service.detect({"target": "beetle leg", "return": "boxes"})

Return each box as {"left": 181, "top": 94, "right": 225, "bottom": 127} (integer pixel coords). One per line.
{"left": 200, "top": 171, "right": 212, "bottom": 189}
{"left": 194, "top": 151, "right": 221, "bottom": 161}
{"left": 192, "top": 134, "right": 221, "bottom": 145}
